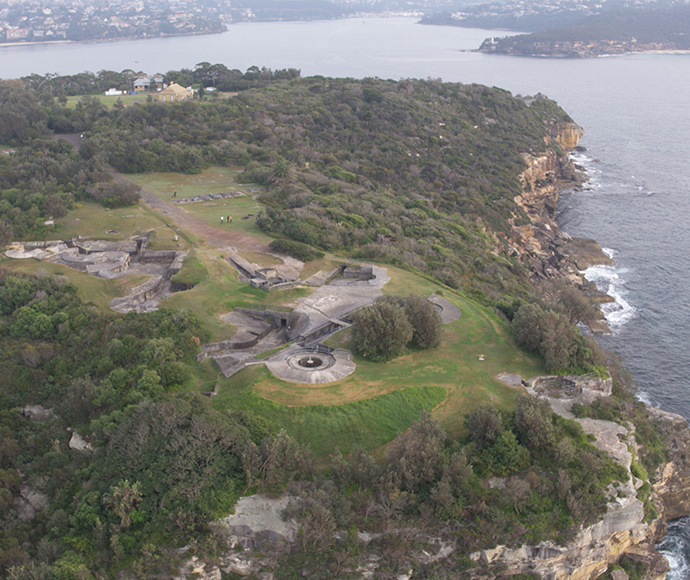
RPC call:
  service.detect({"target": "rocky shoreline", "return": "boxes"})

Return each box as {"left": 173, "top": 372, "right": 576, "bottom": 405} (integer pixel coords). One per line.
{"left": 510, "top": 120, "right": 615, "bottom": 333}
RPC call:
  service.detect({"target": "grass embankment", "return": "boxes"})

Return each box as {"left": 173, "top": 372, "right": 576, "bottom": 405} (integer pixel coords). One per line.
{"left": 127, "top": 168, "right": 276, "bottom": 249}
{"left": 171, "top": 250, "right": 208, "bottom": 287}
{"left": 211, "top": 263, "right": 545, "bottom": 454}
{"left": 213, "top": 364, "right": 446, "bottom": 456}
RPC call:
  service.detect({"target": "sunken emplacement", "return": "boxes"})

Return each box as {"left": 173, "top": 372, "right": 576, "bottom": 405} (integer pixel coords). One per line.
{"left": 286, "top": 351, "right": 336, "bottom": 371}
{"left": 299, "top": 356, "right": 322, "bottom": 368}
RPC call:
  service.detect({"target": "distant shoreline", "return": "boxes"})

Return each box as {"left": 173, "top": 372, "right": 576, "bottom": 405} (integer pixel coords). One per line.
{"left": 0, "top": 39, "right": 72, "bottom": 48}
{"left": 0, "top": 29, "right": 225, "bottom": 49}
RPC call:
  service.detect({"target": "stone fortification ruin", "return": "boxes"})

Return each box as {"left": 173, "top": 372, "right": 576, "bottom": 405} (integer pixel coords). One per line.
{"left": 199, "top": 265, "right": 464, "bottom": 387}
{"left": 197, "top": 264, "right": 391, "bottom": 383}
{"left": 5, "top": 233, "right": 187, "bottom": 313}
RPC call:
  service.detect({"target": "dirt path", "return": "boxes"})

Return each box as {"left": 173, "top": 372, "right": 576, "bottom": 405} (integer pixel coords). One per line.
{"left": 111, "top": 170, "right": 266, "bottom": 253}
{"left": 54, "top": 134, "right": 267, "bottom": 253}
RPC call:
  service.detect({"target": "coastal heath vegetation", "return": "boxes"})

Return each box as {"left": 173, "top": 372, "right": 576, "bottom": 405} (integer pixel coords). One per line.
{"left": 8, "top": 69, "right": 571, "bottom": 304}
{"left": 0, "top": 269, "right": 650, "bottom": 579}
{"left": 0, "top": 67, "right": 648, "bottom": 578}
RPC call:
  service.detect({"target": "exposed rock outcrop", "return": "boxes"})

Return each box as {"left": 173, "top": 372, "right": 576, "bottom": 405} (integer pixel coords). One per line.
{"left": 467, "top": 377, "right": 690, "bottom": 580}
{"left": 510, "top": 122, "right": 614, "bottom": 331}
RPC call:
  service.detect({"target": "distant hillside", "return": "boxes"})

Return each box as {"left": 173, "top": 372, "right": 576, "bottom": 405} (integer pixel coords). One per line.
{"left": 421, "top": 9, "right": 596, "bottom": 33}
{"left": 479, "top": 5, "right": 690, "bottom": 56}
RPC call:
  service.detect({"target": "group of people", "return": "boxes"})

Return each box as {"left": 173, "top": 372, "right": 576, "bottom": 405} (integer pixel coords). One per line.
{"left": 221, "top": 215, "right": 233, "bottom": 224}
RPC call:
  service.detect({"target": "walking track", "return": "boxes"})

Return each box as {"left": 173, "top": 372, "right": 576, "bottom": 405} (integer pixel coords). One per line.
{"left": 56, "top": 133, "right": 266, "bottom": 253}
{"left": 111, "top": 171, "right": 266, "bottom": 253}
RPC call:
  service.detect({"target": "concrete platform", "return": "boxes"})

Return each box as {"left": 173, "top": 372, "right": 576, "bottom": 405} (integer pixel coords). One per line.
{"left": 293, "top": 265, "right": 390, "bottom": 339}
{"left": 265, "top": 346, "right": 356, "bottom": 384}
{"left": 428, "top": 295, "right": 462, "bottom": 324}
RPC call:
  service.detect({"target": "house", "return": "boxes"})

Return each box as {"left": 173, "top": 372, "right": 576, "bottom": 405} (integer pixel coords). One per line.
{"left": 156, "top": 83, "right": 192, "bottom": 102}
{"left": 6, "top": 28, "right": 30, "bottom": 40}
{"left": 152, "top": 75, "right": 165, "bottom": 90}
{"left": 132, "top": 77, "right": 151, "bottom": 92}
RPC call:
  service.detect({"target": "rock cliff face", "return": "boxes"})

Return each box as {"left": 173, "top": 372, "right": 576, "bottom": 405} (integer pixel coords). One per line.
{"left": 509, "top": 121, "right": 614, "bottom": 331}
{"left": 173, "top": 399, "right": 690, "bottom": 580}
{"left": 465, "top": 378, "right": 690, "bottom": 580}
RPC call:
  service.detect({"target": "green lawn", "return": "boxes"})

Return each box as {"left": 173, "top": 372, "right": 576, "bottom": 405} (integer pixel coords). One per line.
{"left": 54, "top": 201, "right": 187, "bottom": 250}
{"left": 65, "top": 94, "right": 148, "bottom": 109}
{"left": 127, "top": 168, "right": 274, "bottom": 246}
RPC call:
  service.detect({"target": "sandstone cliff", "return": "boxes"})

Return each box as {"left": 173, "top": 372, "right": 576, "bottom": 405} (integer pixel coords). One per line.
{"left": 510, "top": 121, "right": 615, "bottom": 331}
{"left": 463, "top": 377, "right": 690, "bottom": 580}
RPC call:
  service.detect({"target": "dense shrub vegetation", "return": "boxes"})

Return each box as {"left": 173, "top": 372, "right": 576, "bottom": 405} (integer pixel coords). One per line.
{"left": 0, "top": 273, "right": 668, "bottom": 577}
{"left": 511, "top": 301, "right": 605, "bottom": 372}
{"left": 0, "top": 70, "right": 668, "bottom": 579}
{"left": 352, "top": 295, "right": 443, "bottom": 362}
{"left": 268, "top": 238, "right": 325, "bottom": 262}
{"left": 1, "top": 71, "right": 574, "bottom": 303}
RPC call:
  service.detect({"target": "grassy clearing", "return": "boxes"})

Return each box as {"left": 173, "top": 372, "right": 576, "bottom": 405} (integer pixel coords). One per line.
{"left": 212, "top": 365, "right": 446, "bottom": 456}
{"left": 127, "top": 168, "right": 274, "bottom": 244}
{"left": 65, "top": 94, "right": 147, "bottom": 109}
{"left": 248, "top": 263, "right": 545, "bottom": 438}
{"left": 54, "top": 202, "right": 187, "bottom": 250}
{"left": 161, "top": 249, "right": 313, "bottom": 342}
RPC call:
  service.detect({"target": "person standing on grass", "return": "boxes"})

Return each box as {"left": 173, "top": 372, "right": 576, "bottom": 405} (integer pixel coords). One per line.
{"left": 221, "top": 216, "right": 224, "bottom": 224}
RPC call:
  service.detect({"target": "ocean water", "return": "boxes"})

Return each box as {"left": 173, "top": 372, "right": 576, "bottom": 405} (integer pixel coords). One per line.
{"left": 3, "top": 17, "right": 690, "bottom": 575}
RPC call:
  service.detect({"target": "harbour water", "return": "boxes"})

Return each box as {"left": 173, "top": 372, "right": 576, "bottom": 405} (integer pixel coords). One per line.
{"left": 2, "top": 17, "right": 690, "bottom": 575}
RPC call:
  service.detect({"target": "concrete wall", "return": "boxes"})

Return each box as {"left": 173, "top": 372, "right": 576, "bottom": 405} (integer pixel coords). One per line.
{"left": 139, "top": 250, "right": 179, "bottom": 263}
{"left": 298, "top": 320, "right": 344, "bottom": 346}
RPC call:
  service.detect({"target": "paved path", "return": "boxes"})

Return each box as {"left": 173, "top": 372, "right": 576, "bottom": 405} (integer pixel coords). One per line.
{"left": 111, "top": 171, "right": 266, "bottom": 252}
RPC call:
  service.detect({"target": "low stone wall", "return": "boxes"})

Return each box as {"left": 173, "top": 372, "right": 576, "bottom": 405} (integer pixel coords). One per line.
{"left": 21, "top": 240, "right": 65, "bottom": 249}
{"left": 226, "top": 254, "right": 257, "bottom": 279}
{"left": 127, "top": 276, "right": 167, "bottom": 305}
{"left": 200, "top": 324, "right": 274, "bottom": 357}
{"left": 298, "top": 320, "right": 345, "bottom": 346}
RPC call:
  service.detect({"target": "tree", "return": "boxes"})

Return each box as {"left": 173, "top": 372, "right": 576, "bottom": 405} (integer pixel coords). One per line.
{"left": 483, "top": 430, "right": 530, "bottom": 476}
{"left": 504, "top": 476, "right": 531, "bottom": 514}
{"left": 512, "top": 302, "right": 546, "bottom": 352}
{"left": 466, "top": 405, "right": 504, "bottom": 449}
{"left": 403, "top": 294, "right": 443, "bottom": 349}
{"left": 540, "top": 310, "right": 578, "bottom": 371}
{"left": 104, "top": 479, "right": 142, "bottom": 529}
{"left": 352, "top": 300, "right": 413, "bottom": 362}
{"left": 514, "top": 394, "right": 555, "bottom": 450}
{"left": 267, "top": 158, "right": 296, "bottom": 186}
{"left": 242, "top": 430, "right": 315, "bottom": 491}
{"left": 386, "top": 412, "right": 446, "bottom": 492}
